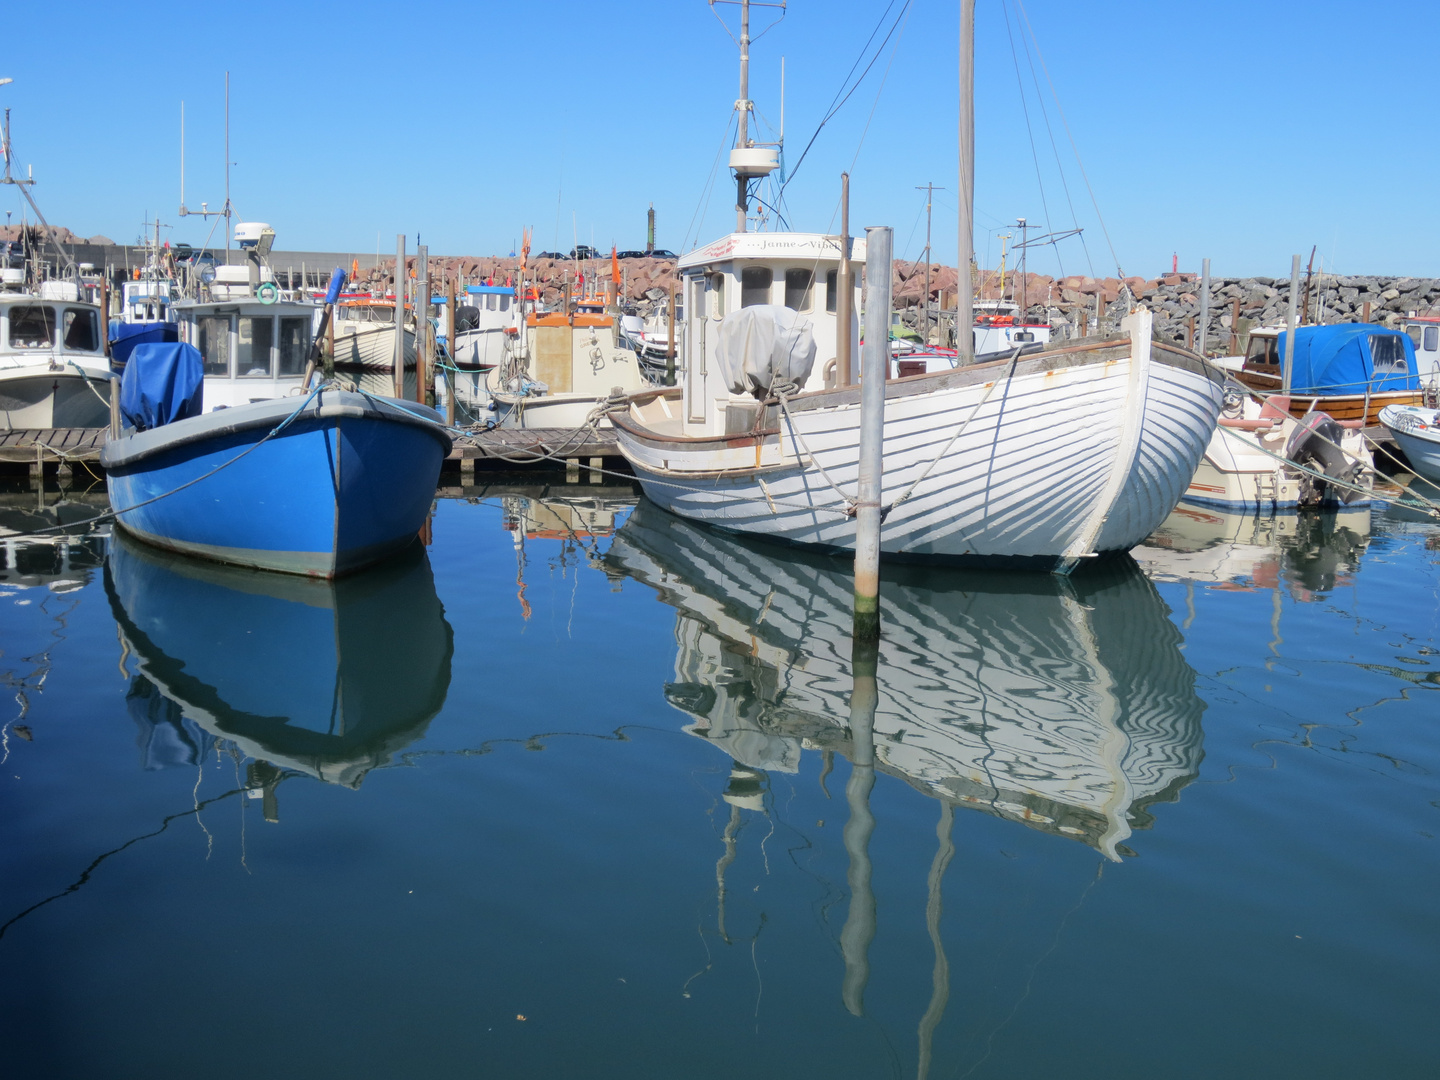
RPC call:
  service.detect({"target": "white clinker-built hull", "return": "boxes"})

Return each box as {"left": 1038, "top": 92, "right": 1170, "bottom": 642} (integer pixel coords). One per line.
{"left": 613, "top": 313, "right": 1225, "bottom": 569}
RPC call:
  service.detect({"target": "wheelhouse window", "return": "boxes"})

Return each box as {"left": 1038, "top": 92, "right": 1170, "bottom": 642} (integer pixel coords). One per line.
{"left": 741, "top": 266, "right": 772, "bottom": 308}
{"left": 1426, "top": 326, "right": 1438, "bottom": 352}
{"left": 62, "top": 308, "right": 99, "bottom": 351}
{"left": 1370, "top": 333, "right": 1409, "bottom": 374}
{"left": 197, "top": 315, "right": 231, "bottom": 376}
{"left": 784, "top": 269, "right": 814, "bottom": 312}
{"left": 238, "top": 316, "right": 274, "bottom": 377}
{"left": 825, "top": 269, "right": 838, "bottom": 313}
{"left": 278, "top": 317, "right": 309, "bottom": 376}
{"left": 1245, "top": 335, "right": 1278, "bottom": 366}
{"left": 8, "top": 304, "right": 55, "bottom": 348}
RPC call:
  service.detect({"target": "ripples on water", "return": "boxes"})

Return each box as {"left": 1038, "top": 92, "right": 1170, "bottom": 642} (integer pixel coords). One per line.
{"left": 0, "top": 485, "right": 1435, "bottom": 1079}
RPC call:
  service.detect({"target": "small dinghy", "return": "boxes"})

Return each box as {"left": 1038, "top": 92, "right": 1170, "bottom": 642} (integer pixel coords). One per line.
{"left": 1379, "top": 403, "right": 1440, "bottom": 485}
{"left": 101, "top": 342, "right": 452, "bottom": 577}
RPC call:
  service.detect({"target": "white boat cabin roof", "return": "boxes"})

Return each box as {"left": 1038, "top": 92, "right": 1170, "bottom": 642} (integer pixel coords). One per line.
{"left": 0, "top": 292, "right": 107, "bottom": 365}
{"left": 679, "top": 231, "right": 867, "bottom": 272}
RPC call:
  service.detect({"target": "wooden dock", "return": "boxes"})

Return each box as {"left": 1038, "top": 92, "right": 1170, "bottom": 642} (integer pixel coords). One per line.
{"left": 0, "top": 427, "right": 627, "bottom": 486}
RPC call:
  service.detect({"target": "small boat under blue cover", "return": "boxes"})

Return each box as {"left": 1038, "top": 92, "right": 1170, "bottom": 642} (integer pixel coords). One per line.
{"left": 101, "top": 342, "right": 453, "bottom": 577}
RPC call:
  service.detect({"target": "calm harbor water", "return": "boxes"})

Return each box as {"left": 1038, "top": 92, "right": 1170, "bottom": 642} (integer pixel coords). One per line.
{"left": 1, "top": 483, "right": 1436, "bottom": 1079}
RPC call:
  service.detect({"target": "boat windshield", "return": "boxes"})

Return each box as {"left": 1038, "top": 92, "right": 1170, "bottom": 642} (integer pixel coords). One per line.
{"left": 1369, "top": 334, "right": 1409, "bottom": 374}
{"left": 62, "top": 308, "right": 99, "bottom": 352}
{"left": 1245, "top": 335, "right": 1278, "bottom": 366}
{"left": 8, "top": 304, "right": 55, "bottom": 349}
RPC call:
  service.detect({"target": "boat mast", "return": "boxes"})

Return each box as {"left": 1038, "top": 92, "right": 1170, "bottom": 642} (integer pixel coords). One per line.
{"left": 0, "top": 109, "right": 77, "bottom": 277}
{"left": 957, "top": 0, "right": 975, "bottom": 362}
{"left": 716, "top": 0, "right": 783, "bottom": 233}
{"left": 735, "top": 0, "right": 751, "bottom": 232}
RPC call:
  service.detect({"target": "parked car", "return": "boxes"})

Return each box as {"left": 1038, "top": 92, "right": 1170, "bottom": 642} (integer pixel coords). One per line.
{"left": 617, "top": 249, "right": 679, "bottom": 260}
{"left": 535, "top": 251, "right": 569, "bottom": 261}
{"left": 571, "top": 245, "right": 600, "bottom": 261}
{"left": 648, "top": 249, "right": 678, "bottom": 259}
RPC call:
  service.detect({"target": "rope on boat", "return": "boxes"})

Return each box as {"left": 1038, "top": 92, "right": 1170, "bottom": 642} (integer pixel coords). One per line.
{"left": 884, "top": 347, "right": 1024, "bottom": 515}
{"left": 5, "top": 384, "right": 330, "bottom": 540}
{"left": 774, "top": 389, "right": 856, "bottom": 517}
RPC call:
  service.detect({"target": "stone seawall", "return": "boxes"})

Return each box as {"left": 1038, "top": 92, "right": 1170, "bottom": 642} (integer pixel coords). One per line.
{"left": 893, "top": 261, "right": 1440, "bottom": 353}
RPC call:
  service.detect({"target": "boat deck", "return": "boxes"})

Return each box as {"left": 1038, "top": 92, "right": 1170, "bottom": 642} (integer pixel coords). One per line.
{"left": 0, "top": 427, "right": 626, "bottom": 486}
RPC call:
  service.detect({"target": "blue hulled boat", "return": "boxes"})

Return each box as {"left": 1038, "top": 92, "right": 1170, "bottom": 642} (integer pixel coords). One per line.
{"left": 101, "top": 342, "right": 453, "bottom": 577}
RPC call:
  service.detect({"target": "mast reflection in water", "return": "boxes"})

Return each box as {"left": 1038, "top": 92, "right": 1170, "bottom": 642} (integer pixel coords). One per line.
{"left": 607, "top": 501, "right": 1206, "bottom": 861}
{"left": 104, "top": 531, "right": 453, "bottom": 797}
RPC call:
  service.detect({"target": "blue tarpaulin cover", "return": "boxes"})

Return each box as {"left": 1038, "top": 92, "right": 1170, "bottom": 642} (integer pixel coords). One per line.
{"left": 120, "top": 342, "right": 205, "bottom": 431}
{"left": 1276, "top": 324, "right": 1419, "bottom": 394}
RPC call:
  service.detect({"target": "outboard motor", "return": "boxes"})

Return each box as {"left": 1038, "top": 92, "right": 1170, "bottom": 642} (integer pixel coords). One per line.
{"left": 1285, "top": 412, "right": 1366, "bottom": 505}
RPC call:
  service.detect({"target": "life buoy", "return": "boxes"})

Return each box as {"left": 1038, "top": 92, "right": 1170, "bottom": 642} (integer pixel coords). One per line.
{"left": 256, "top": 281, "right": 280, "bottom": 305}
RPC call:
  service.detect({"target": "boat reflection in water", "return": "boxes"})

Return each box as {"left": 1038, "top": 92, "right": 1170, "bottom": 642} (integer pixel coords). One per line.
{"left": 1135, "top": 503, "right": 1372, "bottom": 600}
{"left": 607, "top": 501, "right": 1206, "bottom": 861}
{"left": 104, "top": 530, "right": 453, "bottom": 798}
{"left": 0, "top": 492, "right": 110, "bottom": 594}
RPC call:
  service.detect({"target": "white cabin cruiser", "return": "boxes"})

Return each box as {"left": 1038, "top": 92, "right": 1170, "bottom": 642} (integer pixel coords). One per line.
{"left": 0, "top": 283, "right": 114, "bottom": 429}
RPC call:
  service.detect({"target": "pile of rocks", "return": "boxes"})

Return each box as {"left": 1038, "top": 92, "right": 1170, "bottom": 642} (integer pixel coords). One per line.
{"left": 893, "top": 261, "right": 1440, "bottom": 354}
{"left": 357, "top": 247, "right": 1440, "bottom": 355}
{"left": 359, "top": 254, "right": 680, "bottom": 316}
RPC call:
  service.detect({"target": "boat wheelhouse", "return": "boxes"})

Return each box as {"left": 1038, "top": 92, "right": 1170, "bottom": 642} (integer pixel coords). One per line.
{"left": 1403, "top": 314, "right": 1440, "bottom": 384}
{"left": 0, "top": 287, "right": 114, "bottom": 428}
{"left": 1234, "top": 323, "right": 1426, "bottom": 424}
{"left": 674, "top": 230, "right": 865, "bottom": 425}
{"left": 172, "top": 294, "right": 315, "bottom": 410}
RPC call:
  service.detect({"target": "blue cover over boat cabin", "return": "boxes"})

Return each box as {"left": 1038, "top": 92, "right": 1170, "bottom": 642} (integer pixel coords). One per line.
{"left": 1274, "top": 323, "right": 1418, "bottom": 395}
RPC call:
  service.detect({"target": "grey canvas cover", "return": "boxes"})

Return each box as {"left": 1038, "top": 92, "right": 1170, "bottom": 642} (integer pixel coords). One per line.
{"left": 715, "top": 305, "right": 817, "bottom": 397}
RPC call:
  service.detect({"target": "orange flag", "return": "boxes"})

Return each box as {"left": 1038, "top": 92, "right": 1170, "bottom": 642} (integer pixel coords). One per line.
{"left": 611, "top": 245, "right": 620, "bottom": 284}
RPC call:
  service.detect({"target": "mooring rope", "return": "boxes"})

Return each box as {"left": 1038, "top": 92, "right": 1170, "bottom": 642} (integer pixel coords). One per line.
{"left": 5, "top": 383, "right": 330, "bottom": 540}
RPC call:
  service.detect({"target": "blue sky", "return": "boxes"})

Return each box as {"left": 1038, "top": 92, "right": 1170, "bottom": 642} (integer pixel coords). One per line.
{"left": 3, "top": 0, "right": 1435, "bottom": 278}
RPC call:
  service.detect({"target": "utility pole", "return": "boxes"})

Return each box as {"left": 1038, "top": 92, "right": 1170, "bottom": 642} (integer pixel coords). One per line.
{"left": 1016, "top": 217, "right": 1028, "bottom": 321}
{"left": 915, "top": 183, "right": 944, "bottom": 346}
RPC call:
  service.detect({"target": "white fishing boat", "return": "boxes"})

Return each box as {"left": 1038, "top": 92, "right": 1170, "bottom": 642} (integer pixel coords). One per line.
{"left": 609, "top": 0, "right": 1224, "bottom": 569}
{"left": 0, "top": 113, "right": 116, "bottom": 428}
{"left": 331, "top": 297, "right": 418, "bottom": 399}
{"left": 1379, "top": 403, "right": 1440, "bottom": 484}
{"left": 486, "top": 305, "right": 648, "bottom": 429}
{"left": 1183, "top": 389, "right": 1373, "bottom": 511}
{"left": 0, "top": 284, "right": 115, "bottom": 428}
{"left": 445, "top": 283, "right": 519, "bottom": 418}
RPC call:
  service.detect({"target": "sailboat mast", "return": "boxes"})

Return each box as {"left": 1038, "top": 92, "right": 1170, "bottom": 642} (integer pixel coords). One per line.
{"left": 735, "top": 0, "right": 751, "bottom": 233}
{"left": 957, "top": 0, "right": 975, "bottom": 362}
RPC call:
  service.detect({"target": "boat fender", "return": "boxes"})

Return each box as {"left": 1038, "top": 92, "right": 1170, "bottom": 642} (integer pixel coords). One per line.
{"left": 256, "top": 281, "right": 280, "bottom": 305}
{"left": 1285, "top": 412, "right": 1365, "bottom": 505}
